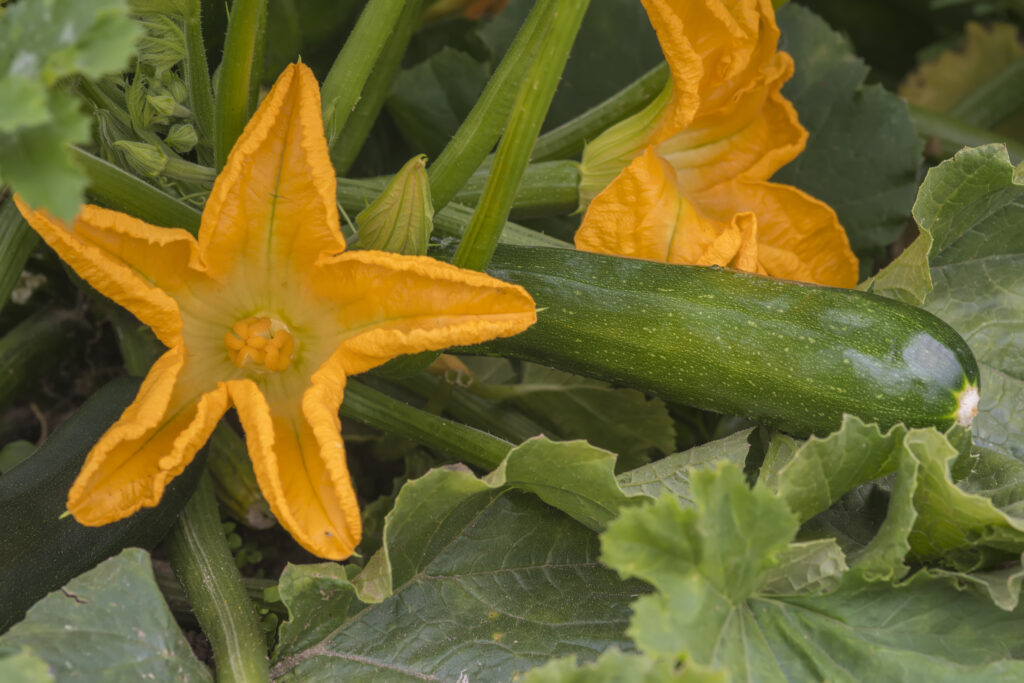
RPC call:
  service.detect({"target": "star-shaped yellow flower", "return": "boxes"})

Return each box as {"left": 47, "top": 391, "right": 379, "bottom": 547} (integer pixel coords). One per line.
{"left": 14, "top": 63, "right": 536, "bottom": 560}
{"left": 576, "top": 0, "right": 858, "bottom": 288}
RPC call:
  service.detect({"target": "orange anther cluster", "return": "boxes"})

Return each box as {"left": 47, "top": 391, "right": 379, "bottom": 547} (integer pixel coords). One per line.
{"left": 225, "top": 316, "right": 295, "bottom": 372}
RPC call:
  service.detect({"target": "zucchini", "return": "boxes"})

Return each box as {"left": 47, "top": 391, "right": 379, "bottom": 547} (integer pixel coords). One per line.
{"left": 0, "top": 376, "right": 206, "bottom": 631}
{"left": 464, "top": 245, "right": 980, "bottom": 438}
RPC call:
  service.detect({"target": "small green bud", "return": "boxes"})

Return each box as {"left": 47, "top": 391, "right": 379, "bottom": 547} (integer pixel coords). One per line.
{"left": 160, "top": 70, "right": 188, "bottom": 103}
{"left": 114, "top": 140, "right": 168, "bottom": 177}
{"left": 136, "top": 15, "right": 186, "bottom": 75}
{"left": 578, "top": 80, "right": 672, "bottom": 208}
{"left": 355, "top": 155, "right": 434, "bottom": 255}
{"left": 164, "top": 122, "right": 197, "bottom": 153}
{"left": 147, "top": 93, "right": 191, "bottom": 119}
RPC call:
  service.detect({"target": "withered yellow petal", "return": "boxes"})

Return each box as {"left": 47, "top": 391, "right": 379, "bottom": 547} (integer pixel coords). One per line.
{"left": 697, "top": 178, "right": 859, "bottom": 287}
{"left": 310, "top": 250, "right": 537, "bottom": 376}
{"left": 68, "top": 346, "right": 229, "bottom": 524}
{"left": 227, "top": 376, "right": 360, "bottom": 560}
{"left": 199, "top": 63, "right": 346, "bottom": 284}
{"left": 14, "top": 197, "right": 192, "bottom": 347}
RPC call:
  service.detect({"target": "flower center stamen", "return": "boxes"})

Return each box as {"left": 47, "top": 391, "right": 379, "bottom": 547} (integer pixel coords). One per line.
{"left": 225, "top": 316, "right": 295, "bottom": 372}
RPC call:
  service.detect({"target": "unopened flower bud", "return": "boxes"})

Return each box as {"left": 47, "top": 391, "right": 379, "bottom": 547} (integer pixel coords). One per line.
{"left": 147, "top": 93, "right": 191, "bottom": 119}
{"left": 160, "top": 71, "right": 188, "bottom": 103}
{"left": 165, "top": 122, "right": 197, "bottom": 153}
{"left": 114, "top": 140, "right": 168, "bottom": 177}
{"left": 355, "top": 155, "right": 433, "bottom": 255}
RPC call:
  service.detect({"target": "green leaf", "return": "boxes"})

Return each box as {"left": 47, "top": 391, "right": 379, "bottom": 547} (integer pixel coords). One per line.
{"left": 0, "top": 647, "right": 53, "bottom": 683}
{"left": 0, "top": 0, "right": 139, "bottom": 220}
{"left": 479, "top": 363, "right": 676, "bottom": 466}
{"left": 522, "top": 649, "right": 725, "bottom": 683}
{"left": 877, "top": 144, "right": 1024, "bottom": 458}
{"left": 601, "top": 463, "right": 1024, "bottom": 680}
{"left": 386, "top": 47, "right": 489, "bottom": 159}
{"left": 0, "top": 549, "right": 211, "bottom": 682}
{"left": 485, "top": 436, "right": 642, "bottom": 530}
{"left": 272, "top": 463, "right": 644, "bottom": 680}
{"left": 759, "top": 538, "right": 848, "bottom": 595}
{"left": 774, "top": 5, "right": 922, "bottom": 257}
{"left": 761, "top": 415, "right": 907, "bottom": 523}
{"left": 615, "top": 428, "right": 752, "bottom": 503}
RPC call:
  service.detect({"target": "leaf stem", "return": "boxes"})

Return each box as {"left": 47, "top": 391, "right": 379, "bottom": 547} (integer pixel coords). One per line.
{"left": 214, "top": 0, "right": 267, "bottom": 169}
{"left": 454, "top": 159, "right": 581, "bottom": 219}
{"left": 947, "top": 56, "right": 1024, "bottom": 129}
{"left": 72, "top": 147, "right": 202, "bottom": 232}
{"left": 453, "top": 0, "right": 590, "bottom": 271}
{"left": 0, "top": 201, "right": 40, "bottom": 317}
{"left": 183, "top": 0, "right": 216, "bottom": 154}
{"left": 427, "top": 0, "right": 555, "bottom": 210}
{"left": 342, "top": 380, "right": 512, "bottom": 470}
{"left": 321, "top": 0, "right": 407, "bottom": 155}
{"left": 530, "top": 62, "right": 669, "bottom": 163}
{"left": 327, "top": 1, "right": 425, "bottom": 175}
{"left": 167, "top": 473, "right": 270, "bottom": 683}
{"left": 909, "top": 104, "right": 1024, "bottom": 162}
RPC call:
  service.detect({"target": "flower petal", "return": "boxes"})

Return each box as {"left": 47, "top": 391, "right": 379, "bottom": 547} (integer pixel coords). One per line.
{"left": 576, "top": 147, "right": 750, "bottom": 267}
{"left": 199, "top": 63, "right": 346, "bottom": 289}
{"left": 68, "top": 346, "right": 229, "bottom": 524}
{"left": 655, "top": 52, "right": 805, "bottom": 193}
{"left": 14, "top": 197, "right": 195, "bottom": 347}
{"left": 227, "top": 375, "right": 360, "bottom": 560}
{"left": 308, "top": 251, "right": 537, "bottom": 376}
{"left": 697, "top": 178, "right": 859, "bottom": 287}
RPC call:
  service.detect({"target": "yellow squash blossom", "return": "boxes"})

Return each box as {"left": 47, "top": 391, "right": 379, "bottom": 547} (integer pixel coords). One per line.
{"left": 14, "top": 63, "right": 536, "bottom": 560}
{"left": 575, "top": 0, "right": 858, "bottom": 288}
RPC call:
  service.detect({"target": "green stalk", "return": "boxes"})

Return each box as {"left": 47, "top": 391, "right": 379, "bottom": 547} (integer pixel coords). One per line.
{"left": 530, "top": 62, "right": 669, "bottom": 162}
{"left": 167, "top": 474, "right": 270, "bottom": 683}
{"left": 909, "top": 104, "right": 1024, "bottom": 162}
{"left": 71, "top": 147, "right": 202, "bottom": 233}
{"left": 321, "top": 0, "right": 406, "bottom": 154}
{"left": 214, "top": 0, "right": 267, "bottom": 169}
{"left": 427, "top": 0, "right": 555, "bottom": 210}
{"left": 336, "top": 179, "right": 568, "bottom": 248}
{"left": 453, "top": 0, "right": 590, "bottom": 271}
{"left": 329, "top": 0, "right": 424, "bottom": 175}
{"left": 453, "top": 160, "right": 581, "bottom": 219}
{"left": 947, "top": 56, "right": 1024, "bottom": 129}
{"left": 0, "top": 201, "right": 39, "bottom": 316}
{"left": 183, "top": 0, "right": 216, "bottom": 150}
{"left": 342, "top": 380, "right": 512, "bottom": 470}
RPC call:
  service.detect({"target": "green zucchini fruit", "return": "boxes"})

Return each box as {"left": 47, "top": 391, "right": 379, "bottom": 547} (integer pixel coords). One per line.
{"left": 462, "top": 245, "right": 980, "bottom": 438}
{"left": 0, "top": 308, "right": 84, "bottom": 414}
{"left": 0, "top": 376, "right": 206, "bottom": 632}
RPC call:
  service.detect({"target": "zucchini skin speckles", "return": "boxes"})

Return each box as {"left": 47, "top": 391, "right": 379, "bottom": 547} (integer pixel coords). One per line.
{"left": 473, "top": 246, "right": 980, "bottom": 438}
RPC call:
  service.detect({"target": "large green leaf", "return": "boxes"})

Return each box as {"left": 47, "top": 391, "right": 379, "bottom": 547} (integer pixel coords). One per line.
{"left": 0, "top": 549, "right": 211, "bottom": 682}
{"left": 774, "top": 5, "right": 922, "bottom": 258}
{"left": 271, "top": 443, "right": 647, "bottom": 681}
{"left": 761, "top": 415, "right": 1024, "bottom": 579}
{"left": 523, "top": 649, "right": 725, "bottom": 683}
{"left": 601, "top": 463, "right": 1024, "bottom": 681}
{"left": 0, "top": 0, "right": 139, "bottom": 219}
{"left": 871, "top": 144, "right": 1024, "bottom": 459}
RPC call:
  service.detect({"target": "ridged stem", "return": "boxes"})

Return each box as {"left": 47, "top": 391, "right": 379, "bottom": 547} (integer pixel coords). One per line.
{"left": 947, "top": 56, "right": 1024, "bottom": 129}
{"left": 453, "top": 160, "right": 581, "bottom": 219}
{"left": 427, "top": 0, "right": 554, "bottom": 210}
{"left": 342, "top": 381, "right": 512, "bottom": 470}
{"left": 453, "top": 0, "right": 590, "bottom": 271}
{"left": 0, "top": 201, "right": 39, "bottom": 316}
{"left": 183, "top": 0, "right": 215, "bottom": 157}
{"left": 214, "top": 0, "right": 267, "bottom": 169}
{"left": 72, "top": 147, "right": 202, "bottom": 232}
{"left": 167, "top": 474, "right": 270, "bottom": 683}
{"left": 329, "top": 0, "right": 424, "bottom": 175}
{"left": 530, "top": 62, "right": 669, "bottom": 162}
{"left": 909, "top": 104, "right": 1024, "bottom": 162}
{"left": 321, "top": 0, "right": 406, "bottom": 153}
